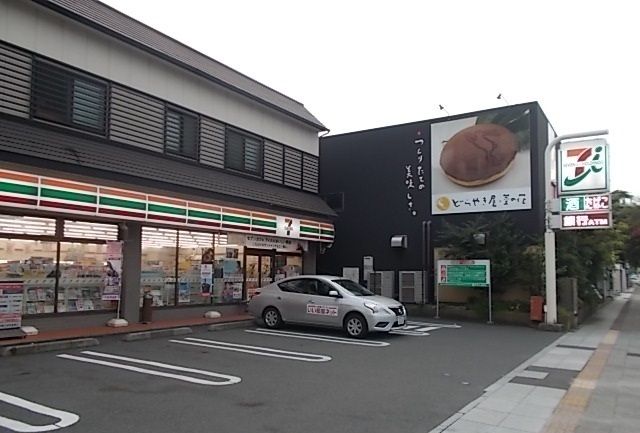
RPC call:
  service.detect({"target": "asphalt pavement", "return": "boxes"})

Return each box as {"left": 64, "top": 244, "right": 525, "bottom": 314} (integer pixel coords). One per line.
{"left": 0, "top": 318, "right": 559, "bottom": 433}
{"left": 4, "top": 290, "right": 635, "bottom": 433}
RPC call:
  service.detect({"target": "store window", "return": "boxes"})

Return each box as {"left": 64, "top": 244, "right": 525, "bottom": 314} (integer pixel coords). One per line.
{"left": 177, "top": 230, "right": 215, "bottom": 306}
{"left": 275, "top": 254, "right": 302, "bottom": 281}
{"left": 58, "top": 242, "right": 109, "bottom": 312}
{"left": 141, "top": 227, "right": 241, "bottom": 306}
{"left": 31, "top": 58, "right": 107, "bottom": 134}
{"left": 219, "top": 245, "right": 244, "bottom": 303}
{"left": 0, "top": 214, "right": 118, "bottom": 315}
{"left": 0, "top": 239, "right": 58, "bottom": 314}
{"left": 141, "top": 227, "right": 178, "bottom": 307}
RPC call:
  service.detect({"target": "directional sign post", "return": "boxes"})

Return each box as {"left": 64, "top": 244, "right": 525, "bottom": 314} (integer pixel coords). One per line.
{"left": 437, "top": 260, "right": 492, "bottom": 323}
{"left": 544, "top": 130, "right": 609, "bottom": 326}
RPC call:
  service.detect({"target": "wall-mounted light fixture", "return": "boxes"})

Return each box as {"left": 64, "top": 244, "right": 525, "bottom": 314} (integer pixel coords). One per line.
{"left": 390, "top": 235, "right": 408, "bottom": 248}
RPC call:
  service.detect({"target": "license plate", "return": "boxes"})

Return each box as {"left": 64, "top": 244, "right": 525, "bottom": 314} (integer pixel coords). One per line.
{"left": 398, "top": 317, "right": 405, "bottom": 326}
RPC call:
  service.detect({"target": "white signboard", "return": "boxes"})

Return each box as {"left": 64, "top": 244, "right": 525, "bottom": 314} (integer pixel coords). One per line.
{"left": 0, "top": 281, "right": 23, "bottom": 330}
{"left": 558, "top": 138, "right": 609, "bottom": 195}
{"left": 431, "top": 107, "right": 532, "bottom": 215}
{"left": 342, "top": 267, "right": 360, "bottom": 284}
{"left": 245, "top": 234, "right": 307, "bottom": 252}
{"left": 102, "top": 241, "right": 123, "bottom": 301}
{"left": 276, "top": 216, "right": 301, "bottom": 239}
{"left": 307, "top": 304, "right": 338, "bottom": 316}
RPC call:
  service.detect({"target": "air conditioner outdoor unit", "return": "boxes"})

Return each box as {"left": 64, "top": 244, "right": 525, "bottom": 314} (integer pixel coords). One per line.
{"left": 368, "top": 271, "right": 394, "bottom": 298}
{"left": 399, "top": 271, "right": 423, "bottom": 304}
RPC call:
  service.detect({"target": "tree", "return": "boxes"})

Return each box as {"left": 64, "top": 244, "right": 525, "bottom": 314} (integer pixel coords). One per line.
{"left": 436, "top": 213, "right": 539, "bottom": 293}
{"left": 611, "top": 190, "right": 640, "bottom": 268}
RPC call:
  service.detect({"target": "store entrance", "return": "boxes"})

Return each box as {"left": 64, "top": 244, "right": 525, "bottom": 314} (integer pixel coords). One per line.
{"left": 244, "top": 250, "right": 303, "bottom": 299}
{"left": 244, "top": 250, "right": 274, "bottom": 299}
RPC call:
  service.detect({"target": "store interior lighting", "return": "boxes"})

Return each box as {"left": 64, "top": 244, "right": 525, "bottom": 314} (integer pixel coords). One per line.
{"left": 0, "top": 215, "right": 56, "bottom": 236}
{"left": 0, "top": 214, "right": 231, "bottom": 247}
{"left": 141, "top": 227, "right": 229, "bottom": 249}
{"left": 64, "top": 220, "right": 118, "bottom": 240}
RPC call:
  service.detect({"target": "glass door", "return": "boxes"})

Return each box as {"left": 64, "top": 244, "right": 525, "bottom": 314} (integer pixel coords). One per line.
{"left": 244, "top": 251, "right": 275, "bottom": 299}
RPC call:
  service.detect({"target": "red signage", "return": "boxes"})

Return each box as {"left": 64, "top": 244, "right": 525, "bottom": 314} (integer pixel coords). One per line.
{"left": 561, "top": 211, "right": 612, "bottom": 230}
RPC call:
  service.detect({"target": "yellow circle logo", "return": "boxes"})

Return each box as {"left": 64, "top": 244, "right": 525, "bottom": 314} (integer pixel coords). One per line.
{"left": 436, "top": 196, "right": 451, "bottom": 211}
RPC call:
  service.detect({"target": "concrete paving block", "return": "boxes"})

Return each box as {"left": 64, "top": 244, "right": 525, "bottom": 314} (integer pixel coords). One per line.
{"left": 476, "top": 398, "right": 521, "bottom": 414}
{"left": 499, "top": 413, "right": 547, "bottom": 433}
{"left": 510, "top": 401, "right": 556, "bottom": 419}
{"left": 446, "top": 419, "right": 494, "bottom": 433}
{"left": 490, "top": 383, "right": 535, "bottom": 400}
{"left": 463, "top": 407, "right": 508, "bottom": 426}
{"left": 1, "top": 338, "right": 99, "bottom": 356}
{"left": 122, "top": 327, "right": 192, "bottom": 341}
{"left": 207, "top": 320, "right": 253, "bottom": 332}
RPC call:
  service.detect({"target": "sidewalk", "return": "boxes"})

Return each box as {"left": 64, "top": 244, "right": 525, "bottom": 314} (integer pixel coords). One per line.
{"left": 0, "top": 312, "right": 253, "bottom": 348}
{"left": 429, "top": 289, "right": 638, "bottom": 433}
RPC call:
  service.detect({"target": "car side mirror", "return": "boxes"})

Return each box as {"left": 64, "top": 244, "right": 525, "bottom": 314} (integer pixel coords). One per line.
{"left": 328, "top": 290, "right": 341, "bottom": 298}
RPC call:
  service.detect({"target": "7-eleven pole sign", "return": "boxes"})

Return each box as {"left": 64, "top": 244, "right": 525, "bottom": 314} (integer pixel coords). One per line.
{"left": 558, "top": 138, "right": 609, "bottom": 195}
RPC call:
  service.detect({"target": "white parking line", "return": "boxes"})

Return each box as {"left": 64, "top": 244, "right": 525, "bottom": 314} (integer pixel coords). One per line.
{"left": 390, "top": 329, "right": 431, "bottom": 336}
{"left": 390, "top": 321, "right": 462, "bottom": 336}
{"left": 408, "top": 321, "right": 462, "bottom": 329}
{"left": 245, "top": 329, "right": 390, "bottom": 347}
{"left": 171, "top": 337, "right": 332, "bottom": 362}
{"left": 57, "top": 351, "right": 241, "bottom": 386}
{"left": 0, "top": 391, "right": 79, "bottom": 432}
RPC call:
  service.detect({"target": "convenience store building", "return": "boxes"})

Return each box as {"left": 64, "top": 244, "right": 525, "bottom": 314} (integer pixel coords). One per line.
{"left": 0, "top": 0, "right": 335, "bottom": 332}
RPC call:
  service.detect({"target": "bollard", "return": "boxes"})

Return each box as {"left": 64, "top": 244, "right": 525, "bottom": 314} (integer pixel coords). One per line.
{"left": 140, "top": 292, "right": 153, "bottom": 323}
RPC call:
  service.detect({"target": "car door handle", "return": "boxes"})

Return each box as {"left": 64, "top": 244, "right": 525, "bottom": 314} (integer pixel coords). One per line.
{"left": 277, "top": 296, "right": 281, "bottom": 300}
{"left": 308, "top": 300, "right": 315, "bottom": 303}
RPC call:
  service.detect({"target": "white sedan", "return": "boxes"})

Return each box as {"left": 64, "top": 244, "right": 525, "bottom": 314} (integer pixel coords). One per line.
{"left": 247, "top": 275, "right": 407, "bottom": 338}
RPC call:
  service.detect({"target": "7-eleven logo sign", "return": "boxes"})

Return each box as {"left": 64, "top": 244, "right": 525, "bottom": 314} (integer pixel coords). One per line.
{"left": 559, "top": 139, "right": 608, "bottom": 194}
{"left": 276, "top": 216, "right": 300, "bottom": 239}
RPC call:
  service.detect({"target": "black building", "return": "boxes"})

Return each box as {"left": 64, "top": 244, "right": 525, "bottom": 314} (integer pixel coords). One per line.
{"left": 319, "top": 102, "right": 553, "bottom": 302}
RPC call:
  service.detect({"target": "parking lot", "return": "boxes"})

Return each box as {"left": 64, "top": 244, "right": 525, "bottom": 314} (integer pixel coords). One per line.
{"left": 0, "top": 320, "right": 559, "bottom": 433}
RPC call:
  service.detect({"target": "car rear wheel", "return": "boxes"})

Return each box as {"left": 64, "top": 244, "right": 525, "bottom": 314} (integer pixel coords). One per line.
{"left": 344, "top": 313, "right": 368, "bottom": 338}
{"left": 262, "top": 307, "right": 283, "bottom": 329}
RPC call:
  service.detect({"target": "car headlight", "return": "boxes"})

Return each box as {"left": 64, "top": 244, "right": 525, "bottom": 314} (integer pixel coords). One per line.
{"left": 364, "top": 301, "right": 390, "bottom": 313}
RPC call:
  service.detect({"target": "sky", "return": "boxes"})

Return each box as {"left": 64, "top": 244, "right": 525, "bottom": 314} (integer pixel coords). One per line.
{"left": 102, "top": 0, "right": 638, "bottom": 196}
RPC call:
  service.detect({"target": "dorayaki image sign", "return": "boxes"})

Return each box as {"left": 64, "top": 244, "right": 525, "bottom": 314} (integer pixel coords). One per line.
{"left": 558, "top": 138, "right": 609, "bottom": 195}
{"left": 431, "top": 106, "right": 532, "bottom": 215}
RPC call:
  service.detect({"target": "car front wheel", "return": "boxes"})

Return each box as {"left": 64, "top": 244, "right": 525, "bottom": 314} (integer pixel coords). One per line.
{"left": 262, "top": 307, "right": 283, "bottom": 329}
{"left": 344, "top": 313, "right": 368, "bottom": 338}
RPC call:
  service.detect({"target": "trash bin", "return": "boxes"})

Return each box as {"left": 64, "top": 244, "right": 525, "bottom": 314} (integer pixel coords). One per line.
{"left": 140, "top": 292, "right": 153, "bottom": 323}
{"left": 530, "top": 295, "right": 544, "bottom": 322}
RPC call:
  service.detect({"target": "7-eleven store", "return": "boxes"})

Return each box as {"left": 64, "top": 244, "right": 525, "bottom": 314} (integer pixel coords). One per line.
{"left": 0, "top": 168, "right": 334, "bottom": 331}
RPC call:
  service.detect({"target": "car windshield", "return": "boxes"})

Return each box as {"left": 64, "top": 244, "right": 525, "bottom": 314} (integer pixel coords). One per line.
{"left": 333, "top": 279, "right": 374, "bottom": 296}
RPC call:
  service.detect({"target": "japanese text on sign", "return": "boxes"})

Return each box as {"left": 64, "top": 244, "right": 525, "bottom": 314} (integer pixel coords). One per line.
{"left": 561, "top": 194, "right": 610, "bottom": 212}
{"left": 561, "top": 212, "right": 611, "bottom": 230}
{"left": 306, "top": 304, "right": 338, "bottom": 316}
{"left": 437, "top": 260, "right": 490, "bottom": 287}
{"left": 405, "top": 131, "right": 427, "bottom": 216}
{"left": 0, "top": 281, "right": 23, "bottom": 330}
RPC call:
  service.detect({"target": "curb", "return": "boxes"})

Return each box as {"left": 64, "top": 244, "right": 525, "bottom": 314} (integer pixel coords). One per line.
{"left": 0, "top": 338, "right": 99, "bottom": 357}
{"left": 122, "top": 327, "right": 193, "bottom": 342}
{"left": 208, "top": 319, "right": 254, "bottom": 332}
